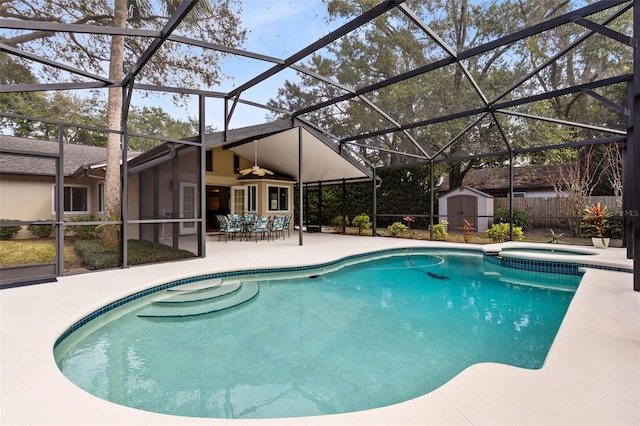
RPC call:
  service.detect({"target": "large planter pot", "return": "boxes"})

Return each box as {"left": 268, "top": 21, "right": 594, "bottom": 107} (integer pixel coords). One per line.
{"left": 592, "top": 237, "right": 610, "bottom": 249}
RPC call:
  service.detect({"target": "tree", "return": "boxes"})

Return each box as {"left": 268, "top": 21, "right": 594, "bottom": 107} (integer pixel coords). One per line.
{"left": 2, "top": 0, "right": 246, "bottom": 245}
{"left": 268, "top": 0, "right": 536, "bottom": 186}
{"left": 552, "top": 146, "right": 609, "bottom": 236}
{"left": 268, "top": 0, "right": 629, "bottom": 190}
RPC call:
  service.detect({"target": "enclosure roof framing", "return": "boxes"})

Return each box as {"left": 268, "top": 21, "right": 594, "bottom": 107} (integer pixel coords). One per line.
{"left": 0, "top": 0, "right": 637, "bottom": 289}
{"left": 0, "top": 0, "right": 632, "bottom": 167}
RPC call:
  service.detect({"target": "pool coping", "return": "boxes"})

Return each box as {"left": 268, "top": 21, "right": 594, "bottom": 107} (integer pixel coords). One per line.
{"left": 1, "top": 234, "right": 639, "bottom": 425}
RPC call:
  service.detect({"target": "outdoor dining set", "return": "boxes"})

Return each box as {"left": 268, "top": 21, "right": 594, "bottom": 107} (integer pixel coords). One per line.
{"left": 215, "top": 213, "right": 291, "bottom": 243}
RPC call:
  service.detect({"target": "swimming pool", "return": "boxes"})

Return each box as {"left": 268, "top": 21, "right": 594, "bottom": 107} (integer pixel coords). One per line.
{"left": 54, "top": 250, "right": 581, "bottom": 419}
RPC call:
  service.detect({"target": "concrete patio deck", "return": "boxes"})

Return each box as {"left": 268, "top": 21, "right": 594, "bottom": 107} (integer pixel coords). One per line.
{"left": 1, "top": 233, "right": 639, "bottom": 425}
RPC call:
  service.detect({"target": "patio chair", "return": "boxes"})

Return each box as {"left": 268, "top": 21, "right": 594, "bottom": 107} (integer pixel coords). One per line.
{"left": 254, "top": 216, "right": 271, "bottom": 241}
{"left": 243, "top": 213, "right": 257, "bottom": 240}
{"left": 226, "top": 214, "right": 243, "bottom": 240}
{"left": 282, "top": 215, "right": 291, "bottom": 238}
{"left": 271, "top": 215, "right": 285, "bottom": 240}
{"left": 216, "top": 215, "right": 229, "bottom": 242}
{"left": 228, "top": 213, "right": 242, "bottom": 223}
{"left": 217, "top": 215, "right": 242, "bottom": 242}
{"left": 244, "top": 213, "right": 257, "bottom": 226}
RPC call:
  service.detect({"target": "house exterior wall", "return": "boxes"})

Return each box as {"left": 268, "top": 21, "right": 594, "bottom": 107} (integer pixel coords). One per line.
{"left": 204, "top": 146, "right": 294, "bottom": 229}
{"left": 0, "top": 173, "right": 103, "bottom": 239}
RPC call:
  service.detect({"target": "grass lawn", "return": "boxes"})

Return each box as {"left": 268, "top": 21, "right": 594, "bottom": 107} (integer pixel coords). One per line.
{"left": 0, "top": 238, "right": 194, "bottom": 270}
{"left": 0, "top": 239, "right": 79, "bottom": 268}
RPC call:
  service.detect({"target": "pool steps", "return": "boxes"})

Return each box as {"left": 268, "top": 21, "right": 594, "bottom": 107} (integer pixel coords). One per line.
{"left": 165, "top": 278, "right": 223, "bottom": 292}
{"left": 137, "top": 281, "right": 259, "bottom": 318}
{"left": 151, "top": 281, "right": 240, "bottom": 304}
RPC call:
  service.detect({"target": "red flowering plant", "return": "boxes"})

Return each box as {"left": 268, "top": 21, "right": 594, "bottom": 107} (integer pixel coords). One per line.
{"left": 403, "top": 215, "right": 415, "bottom": 230}
{"left": 582, "top": 203, "right": 610, "bottom": 245}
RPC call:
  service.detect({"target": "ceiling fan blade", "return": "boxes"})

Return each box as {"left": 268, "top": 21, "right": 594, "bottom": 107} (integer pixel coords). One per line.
{"left": 262, "top": 168, "right": 274, "bottom": 175}
{"left": 240, "top": 168, "right": 253, "bottom": 175}
{"left": 256, "top": 170, "right": 265, "bottom": 176}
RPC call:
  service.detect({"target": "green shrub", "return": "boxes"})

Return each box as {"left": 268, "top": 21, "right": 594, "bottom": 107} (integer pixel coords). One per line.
{"left": 485, "top": 223, "right": 524, "bottom": 243}
{"left": 429, "top": 220, "right": 448, "bottom": 241}
{"left": 387, "top": 221, "right": 408, "bottom": 237}
{"left": 74, "top": 239, "right": 194, "bottom": 270}
{"left": 26, "top": 222, "right": 54, "bottom": 238}
{"left": 351, "top": 214, "right": 372, "bottom": 235}
{"left": 494, "top": 208, "right": 532, "bottom": 231}
{"left": 67, "top": 215, "right": 98, "bottom": 239}
{"left": 331, "top": 215, "right": 349, "bottom": 229}
{"left": 0, "top": 219, "right": 22, "bottom": 241}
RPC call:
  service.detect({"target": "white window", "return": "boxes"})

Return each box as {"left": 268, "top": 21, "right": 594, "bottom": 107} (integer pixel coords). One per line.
{"left": 267, "top": 186, "right": 289, "bottom": 211}
{"left": 247, "top": 185, "right": 257, "bottom": 212}
{"left": 52, "top": 185, "right": 89, "bottom": 213}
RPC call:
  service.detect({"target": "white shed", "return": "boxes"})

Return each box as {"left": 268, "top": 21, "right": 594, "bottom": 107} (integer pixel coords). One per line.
{"left": 438, "top": 186, "right": 494, "bottom": 232}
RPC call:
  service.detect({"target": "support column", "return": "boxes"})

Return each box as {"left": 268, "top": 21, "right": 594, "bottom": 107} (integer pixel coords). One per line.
{"left": 153, "top": 165, "right": 159, "bottom": 242}
{"left": 633, "top": 1, "right": 640, "bottom": 291}
{"left": 509, "top": 152, "right": 514, "bottom": 241}
{"left": 298, "top": 127, "right": 304, "bottom": 246}
{"left": 342, "top": 179, "right": 347, "bottom": 234}
{"left": 55, "top": 126, "right": 64, "bottom": 277}
{"left": 429, "top": 161, "right": 434, "bottom": 240}
{"left": 172, "top": 154, "right": 180, "bottom": 249}
{"left": 372, "top": 167, "right": 377, "bottom": 237}
{"left": 624, "top": 82, "right": 632, "bottom": 256}
{"left": 198, "top": 95, "right": 206, "bottom": 257}
{"left": 121, "top": 85, "right": 133, "bottom": 268}
{"left": 318, "top": 181, "right": 323, "bottom": 233}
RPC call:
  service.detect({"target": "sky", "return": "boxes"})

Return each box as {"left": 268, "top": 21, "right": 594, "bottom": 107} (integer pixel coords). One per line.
{"left": 133, "top": 0, "right": 343, "bottom": 133}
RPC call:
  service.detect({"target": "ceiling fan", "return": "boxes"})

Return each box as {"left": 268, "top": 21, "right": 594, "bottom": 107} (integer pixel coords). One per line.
{"left": 240, "top": 141, "right": 274, "bottom": 176}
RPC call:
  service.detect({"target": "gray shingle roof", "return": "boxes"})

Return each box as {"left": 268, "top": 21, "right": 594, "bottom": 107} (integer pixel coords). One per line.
{"left": 0, "top": 135, "right": 122, "bottom": 177}
{"left": 437, "top": 163, "right": 572, "bottom": 193}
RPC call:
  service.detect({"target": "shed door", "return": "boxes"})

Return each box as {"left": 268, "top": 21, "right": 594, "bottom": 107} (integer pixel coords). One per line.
{"left": 447, "top": 195, "right": 477, "bottom": 230}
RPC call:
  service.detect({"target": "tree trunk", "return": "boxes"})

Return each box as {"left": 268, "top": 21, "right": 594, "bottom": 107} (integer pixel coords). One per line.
{"left": 448, "top": 162, "right": 464, "bottom": 190}
{"left": 103, "top": 0, "right": 127, "bottom": 246}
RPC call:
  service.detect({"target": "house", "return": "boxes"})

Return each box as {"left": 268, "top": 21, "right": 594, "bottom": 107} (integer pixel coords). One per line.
{"left": 437, "top": 163, "right": 570, "bottom": 198}
{"left": 0, "top": 135, "right": 141, "bottom": 238}
{"left": 1, "top": 120, "right": 372, "bottom": 243}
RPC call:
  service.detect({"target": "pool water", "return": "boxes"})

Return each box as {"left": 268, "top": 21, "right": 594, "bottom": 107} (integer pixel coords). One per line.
{"left": 55, "top": 251, "right": 581, "bottom": 419}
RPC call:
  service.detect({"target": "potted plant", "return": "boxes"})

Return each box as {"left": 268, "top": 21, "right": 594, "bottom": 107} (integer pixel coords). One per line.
{"left": 582, "top": 202, "right": 610, "bottom": 248}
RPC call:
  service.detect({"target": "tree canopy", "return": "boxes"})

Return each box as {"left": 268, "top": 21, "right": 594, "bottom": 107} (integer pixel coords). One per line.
{"left": 269, "top": 0, "right": 631, "bottom": 188}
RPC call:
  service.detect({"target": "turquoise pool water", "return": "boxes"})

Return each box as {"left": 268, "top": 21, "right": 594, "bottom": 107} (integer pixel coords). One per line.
{"left": 55, "top": 251, "right": 581, "bottom": 419}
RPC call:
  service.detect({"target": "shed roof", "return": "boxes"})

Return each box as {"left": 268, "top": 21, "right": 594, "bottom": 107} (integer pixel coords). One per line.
{"left": 439, "top": 185, "right": 493, "bottom": 199}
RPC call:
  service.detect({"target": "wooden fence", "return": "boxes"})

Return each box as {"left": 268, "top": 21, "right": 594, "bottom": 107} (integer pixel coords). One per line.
{"left": 493, "top": 196, "right": 620, "bottom": 230}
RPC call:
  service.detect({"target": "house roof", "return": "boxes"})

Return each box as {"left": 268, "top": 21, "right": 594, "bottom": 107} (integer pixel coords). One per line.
{"left": 0, "top": 135, "right": 139, "bottom": 178}
{"left": 0, "top": 135, "right": 107, "bottom": 177}
{"left": 437, "top": 163, "right": 571, "bottom": 193}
